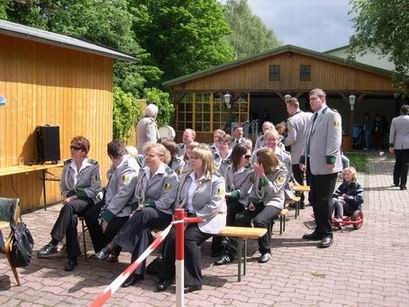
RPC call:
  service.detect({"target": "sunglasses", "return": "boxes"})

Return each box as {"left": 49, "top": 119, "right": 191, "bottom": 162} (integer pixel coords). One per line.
{"left": 244, "top": 154, "right": 251, "bottom": 159}
{"left": 70, "top": 145, "right": 82, "bottom": 151}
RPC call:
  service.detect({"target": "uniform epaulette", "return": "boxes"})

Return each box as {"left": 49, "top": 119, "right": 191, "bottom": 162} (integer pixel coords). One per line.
{"left": 88, "top": 159, "right": 98, "bottom": 165}
{"left": 64, "top": 159, "right": 72, "bottom": 165}
{"left": 165, "top": 166, "right": 175, "bottom": 175}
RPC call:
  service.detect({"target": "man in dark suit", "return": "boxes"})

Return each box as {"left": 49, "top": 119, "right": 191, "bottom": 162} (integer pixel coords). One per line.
{"left": 300, "top": 88, "right": 342, "bottom": 248}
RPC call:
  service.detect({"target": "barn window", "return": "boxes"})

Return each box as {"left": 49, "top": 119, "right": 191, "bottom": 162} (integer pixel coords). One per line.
{"left": 300, "top": 64, "right": 311, "bottom": 81}
{"left": 269, "top": 65, "right": 280, "bottom": 81}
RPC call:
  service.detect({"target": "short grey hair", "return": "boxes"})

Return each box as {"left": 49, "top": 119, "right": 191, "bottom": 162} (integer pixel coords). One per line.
{"left": 145, "top": 104, "right": 158, "bottom": 117}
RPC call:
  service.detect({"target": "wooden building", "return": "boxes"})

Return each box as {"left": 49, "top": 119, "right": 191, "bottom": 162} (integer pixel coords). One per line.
{"left": 0, "top": 20, "right": 134, "bottom": 212}
{"left": 164, "top": 45, "right": 398, "bottom": 145}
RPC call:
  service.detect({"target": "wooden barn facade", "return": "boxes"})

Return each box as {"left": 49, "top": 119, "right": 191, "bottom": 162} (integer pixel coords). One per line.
{"left": 0, "top": 20, "right": 134, "bottom": 212}
{"left": 164, "top": 45, "right": 399, "bottom": 145}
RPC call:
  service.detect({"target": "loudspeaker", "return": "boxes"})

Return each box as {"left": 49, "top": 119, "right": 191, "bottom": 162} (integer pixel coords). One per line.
{"left": 36, "top": 125, "right": 60, "bottom": 163}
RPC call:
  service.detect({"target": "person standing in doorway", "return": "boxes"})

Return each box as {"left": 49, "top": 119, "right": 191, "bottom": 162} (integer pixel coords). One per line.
{"left": 300, "top": 89, "right": 342, "bottom": 248}
{"left": 389, "top": 104, "right": 409, "bottom": 190}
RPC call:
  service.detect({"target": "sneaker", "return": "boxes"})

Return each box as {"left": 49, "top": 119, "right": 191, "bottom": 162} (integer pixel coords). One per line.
{"left": 258, "top": 253, "right": 271, "bottom": 263}
{"left": 214, "top": 254, "right": 233, "bottom": 266}
{"left": 37, "top": 243, "right": 58, "bottom": 258}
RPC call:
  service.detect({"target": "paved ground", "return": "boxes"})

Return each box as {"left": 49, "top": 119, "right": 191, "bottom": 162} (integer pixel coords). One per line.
{"left": 1, "top": 153, "right": 409, "bottom": 306}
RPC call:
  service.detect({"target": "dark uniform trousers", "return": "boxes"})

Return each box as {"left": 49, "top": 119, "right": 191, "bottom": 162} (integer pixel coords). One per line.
{"left": 236, "top": 203, "right": 281, "bottom": 254}
{"left": 158, "top": 224, "right": 211, "bottom": 287}
{"left": 307, "top": 169, "right": 338, "bottom": 237}
{"left": 393, "top": 149, "right": 409, "bottom": 188}
{"left": 50, "top": 198, "right": 92, "bottom": 259}
{"left": 84, "top": 201, "right": 129, "bottom": 253}
{"left": 113, "top": 207, "right": 172, "bottom": 276}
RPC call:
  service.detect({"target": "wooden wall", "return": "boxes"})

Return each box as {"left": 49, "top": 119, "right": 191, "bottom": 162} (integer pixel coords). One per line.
{"left": 173, "top": 52, "right": 395, "bottom": 92}
{"left": 0, "top": 34, "right": 113, "bottom": 212}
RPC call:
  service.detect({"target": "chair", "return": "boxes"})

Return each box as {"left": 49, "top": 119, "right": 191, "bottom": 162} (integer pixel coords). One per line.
{"left": 0, "top": 197, "right": 21, "bottom": 286}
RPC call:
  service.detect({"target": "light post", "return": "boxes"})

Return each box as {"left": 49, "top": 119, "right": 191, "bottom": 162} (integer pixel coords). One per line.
{"left": 223, "top": 92, "right": 232, "bottom": 109}
{"left": 284, "top": 94, "right": 291, "bottom": 102}
{"left": 349, "top": 94, "right": 356, "bottom": 135}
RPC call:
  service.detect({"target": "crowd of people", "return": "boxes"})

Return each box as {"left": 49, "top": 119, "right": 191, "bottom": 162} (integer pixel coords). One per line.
{"left": 36, "top": 89, "right": 370, "bottom": 293}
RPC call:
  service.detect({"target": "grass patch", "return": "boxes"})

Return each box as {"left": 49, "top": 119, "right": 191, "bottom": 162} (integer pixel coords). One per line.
{"left": 344, "top": 152, "right": 368, "bottom": 173}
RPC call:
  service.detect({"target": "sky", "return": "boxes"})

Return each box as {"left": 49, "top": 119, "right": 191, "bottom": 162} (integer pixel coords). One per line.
{"left": 246, "top": 0, "right": 355, "bottom": 52}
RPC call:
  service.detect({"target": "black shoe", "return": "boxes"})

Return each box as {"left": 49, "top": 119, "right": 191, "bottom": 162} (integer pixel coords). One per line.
{"left": 214, "top": 254, "right": 233, "bottom": 266}
{"left": 211, "top": 250, "right": 223, "bottom": 258}
{"left": 302, "top": 232, "right": 323, "bottom": 241}
{"left": 258, "top": 253, "right": 271, "bottom": 263}
{"left": 121, "top": 273, "right": 144, "bottom": 288}
{"left": 319, "top": 236, "right": 333, "bottom": 248}
{"left": 400, "top": 186, "right": 407, "bottom": 190}
{"left": 107, "top": 253, "right": 119, "bottom": 263}
{"left": 64, "top": 258, "right": 77, "bottom": 271}
{"left": 184, "top": 284, "right": 202, "bottom": 293}
{"left": 37, "top": 243, "right": 58, "bottom": 258}
{"left": 156, "top": 279, "right": 171, "bottom": 292}
{"left": 96, "top": 246, "right": 112, "bottom": 261}
{"left": 299, "top": 203, "right": 305, "bottom": 209}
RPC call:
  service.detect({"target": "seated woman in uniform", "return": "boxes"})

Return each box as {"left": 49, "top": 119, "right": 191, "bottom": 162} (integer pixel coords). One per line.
{"left": 38, "top": 136, "right": 101, "bottom": 271}
{"left": 161, "top": 139, "right": 185, "bottom": 176}
{"left": 236, "top": 148, "right": 287, "bottom": 263}
{"left": 182, "top": 141, "right": 200, "bottom": 172}
{"left": 214, "top": 144, "right": 253, "bottom": 265}
{"left": 156, "top": 144, "right": 226, "bottom": 293}
{"left": 214, "top": 134, "right": 233, "bottom": 170}
{"left": 96, "top": 143, "right": 179, "bottom": 287}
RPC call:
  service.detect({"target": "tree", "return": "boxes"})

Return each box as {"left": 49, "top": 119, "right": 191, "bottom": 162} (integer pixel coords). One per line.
{"left": 223, "top": 0, "right": 281, "bottom": 59}
{"left": 350, "top": 0, "right": 409, "bottom": 93}
{"left": 144, "top": 88, "right": 174, "bottom": 127}
{"left": 129, "top": 0, "right": 235, "bottom": 82}
{"left": 0, "top": 0, "right": 7, "bottom": 19}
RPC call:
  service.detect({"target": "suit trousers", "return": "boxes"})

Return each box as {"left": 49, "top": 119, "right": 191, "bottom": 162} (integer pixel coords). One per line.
{"left": 158, "top": 224, "right": 211, "bottom": 287}
{"left": 236, "top": 203, "right": 281, "bottom": 254}
{"left": 307, "top": 171, "right": 338, "bottom": 237}
{"left": 393, "top": 149, "right": 409, "bottom": 188}
{"left": 84, "top": 201, "right": 129, "bottom": 253}
{"left": 113, "top": 207, "right": 172, "bottom": 276}
{"left": 50, "top": 198, "right": 92, "bottom": 259}
{"left": 292, "top": 164, "right": 305, "bottom": 204}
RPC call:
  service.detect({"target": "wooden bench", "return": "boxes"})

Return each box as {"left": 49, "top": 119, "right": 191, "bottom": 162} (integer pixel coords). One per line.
{"left": 218, "top": 226, "right": 267, "bottom": 282}
{"left": 291, "top": 185, "right": 310, "bottom": 218}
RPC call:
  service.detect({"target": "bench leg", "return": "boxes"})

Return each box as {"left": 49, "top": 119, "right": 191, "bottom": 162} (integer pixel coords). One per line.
{"left": 283, "top": 216, "right": 286, "bottom": 232}
{"left": 280, "top": 216, "right": 283, "bottom": 235}
{"left": 243, "top": 239, "right": 247, "bottom": 276}
{"left": 81, "top": 219, "right": 87, "bottom": 260}
{"left": 238, "top": 239, "right": 242, "bottom": 282}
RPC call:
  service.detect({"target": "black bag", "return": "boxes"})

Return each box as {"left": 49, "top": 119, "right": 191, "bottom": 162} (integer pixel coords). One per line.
{"left": 10, "top": 222, "right": 34, "bottom": 267}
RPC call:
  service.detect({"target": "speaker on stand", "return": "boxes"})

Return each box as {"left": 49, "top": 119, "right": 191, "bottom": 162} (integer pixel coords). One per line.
{"left": 36, "top": 125, "right": 61, "bottom": 164}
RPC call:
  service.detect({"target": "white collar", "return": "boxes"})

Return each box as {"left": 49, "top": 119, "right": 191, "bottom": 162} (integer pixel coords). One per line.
{"left": 70, "top": 158, "right": 91, "bottom": 173}
{"left": 315, "top": 104, "right": 327, "bottom": 116}
{"left": 143, "top": 163, "right": 166, "bottom": 178}
{"left": 189, "top": 171, "right": 205, "bottom": 182}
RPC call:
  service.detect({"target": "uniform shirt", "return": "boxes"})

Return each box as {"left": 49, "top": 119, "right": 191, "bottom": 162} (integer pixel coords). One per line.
{"left": 221, "top": 163, "right": 253, "bottom": 206}
{"left": 61, "top": 158, "right": 101, "bottom": 201}
{"left": 389, "top": 114, "right": 409, "bottom": 149}
{"left": 169, "top": 157, "right": 186, "bottom": 176}
{"left": 186, "top": 172, "right": 204, "bottom": 213}
{"left": 136, "top": 116, "right": 159, "bottom": 152}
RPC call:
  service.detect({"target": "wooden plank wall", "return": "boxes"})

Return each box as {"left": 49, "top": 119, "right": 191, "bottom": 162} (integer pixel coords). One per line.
{"left": 174, "top": 52, "right": 395, "bottom": 92}
{"left": 0, "top": 34, "right": 113, "bottom": 211}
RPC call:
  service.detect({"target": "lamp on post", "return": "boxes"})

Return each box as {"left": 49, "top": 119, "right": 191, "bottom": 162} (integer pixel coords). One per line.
{"left": 223, "top": 92, "right": 232, "bottom": 109}
{"left": 284, "top": 94, "right": 291, "bottom": 102}
{"left": 349, "top": 94, "right": 356, "bottom": 135}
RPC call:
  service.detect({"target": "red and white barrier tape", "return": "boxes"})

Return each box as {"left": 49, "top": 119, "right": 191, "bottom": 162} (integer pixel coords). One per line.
{"left": 90, "top": 223, "right": 172, "bottom": 307}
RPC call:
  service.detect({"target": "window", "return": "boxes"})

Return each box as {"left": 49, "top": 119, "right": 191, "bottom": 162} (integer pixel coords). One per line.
{"left": 300, "top": 64, "right": 311, "bottom": 81}
{"left": 269, "top": 65, "right": 280, "bottom": 81}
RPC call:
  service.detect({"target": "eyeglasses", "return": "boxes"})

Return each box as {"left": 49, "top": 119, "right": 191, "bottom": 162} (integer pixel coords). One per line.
{"left": 244, "top": 154, "right": 251, "bottom": 159}
{"left": 70, "top": 145, "right": 82, "bottom": 151}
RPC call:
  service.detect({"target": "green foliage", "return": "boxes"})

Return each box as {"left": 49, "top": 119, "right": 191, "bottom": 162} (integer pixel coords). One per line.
{"left": 223, "top": 0, "right": 281, "bottom": 59}
{"left": 350, "top": 0, "right": 409, "bottom": 93}
{"left": 0, "top": 0, "right": 7, "bottom": 19}
{"left": 130, "top": 0, "right": 235, "bottom": 81}
{"left": 144, "top": 88, "right": 174, "bottom": 127}
{"left": 113, "top": 87, "right": 143, "bottom": 140}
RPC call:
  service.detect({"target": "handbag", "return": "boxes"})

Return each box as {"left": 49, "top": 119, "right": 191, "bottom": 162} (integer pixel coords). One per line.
{"left": 10, "top": 221, "right": 34, "bottom": 267}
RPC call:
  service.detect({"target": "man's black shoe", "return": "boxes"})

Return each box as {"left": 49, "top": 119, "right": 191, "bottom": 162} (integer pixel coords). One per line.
{"left": 319, "top": 236, "right": 333, "bottom": 248}
{"left": 37, "top": 243, "right": 58, "bottom": 258}
{"left": 302, "top": 232, "right": 323, "bottom": 241}
{"left": 156, "top": 279, "right": 171, "bottom": 292}
{"left": 258, "top": 253, "right": 271, "bottom": 263}
{"left": 184, "top": 284, "right": 202, "bottom": 293}
{"left": 400, "top": 186, "right": 407, "bottom": 190}
{"left": 107, "top": 254, "right": 119, "bottom": 263}
{"left": 214, "top": 254, "right": 233, "bottom": 266}
{"left": 96, "top": 246, "right": 112, "bottom": 261}
{"left": 121, "top": 273, "right": 144, "bottom": 288}
{"left": 64, "top": 258, "right": 77, "bottom": 271}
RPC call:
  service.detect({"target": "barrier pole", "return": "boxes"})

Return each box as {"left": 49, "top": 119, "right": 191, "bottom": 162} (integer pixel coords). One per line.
{"left": 175, "top": 208, "right": 185, "bottom": 307}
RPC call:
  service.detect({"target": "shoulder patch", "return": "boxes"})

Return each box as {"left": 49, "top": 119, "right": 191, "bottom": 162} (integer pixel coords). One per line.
{"left": 122, "top": 175, "right": 131, "bottom": 185}
{"left": 275, "top": 175, "right": 286, "bottom": 185}
{"left": 333, "top": 120, "right": 341, "bottom": 128}
{"left": 217, "top": 187, "right": 225, "bottom": 196}
{"left": 163, "top": 182, "right": 173, "bottom": 191}
{"left": 64, "top": 159, "right": 73, "bottom": 165}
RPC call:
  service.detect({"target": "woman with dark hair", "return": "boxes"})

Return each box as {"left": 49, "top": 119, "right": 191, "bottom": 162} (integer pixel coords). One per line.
{"left": 214, "top": 144, "right": 253, "bottom": 265}
{"left": 161, "top": 139, "right": 186, "bottom": 176}
{"left": 236, "top": 148, "right": 287, "bottom": 263}
{"left": 38, "top": 136, "right": 101, "bottom": 271}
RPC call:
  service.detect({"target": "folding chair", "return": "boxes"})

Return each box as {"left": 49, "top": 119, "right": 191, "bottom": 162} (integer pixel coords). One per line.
{"left": 0, "top": 197, "right": 21, "bottom": 286}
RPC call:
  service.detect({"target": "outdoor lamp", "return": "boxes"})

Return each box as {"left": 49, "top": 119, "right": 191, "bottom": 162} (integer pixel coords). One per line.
{"left": 223, "top": 92, "right": 232, "bottom": 109}
{"left": 284, "top": 94, "right": 291, "bottom": 102}
{"left": 349, "top": 94, "right": 356, "bottom": 110}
